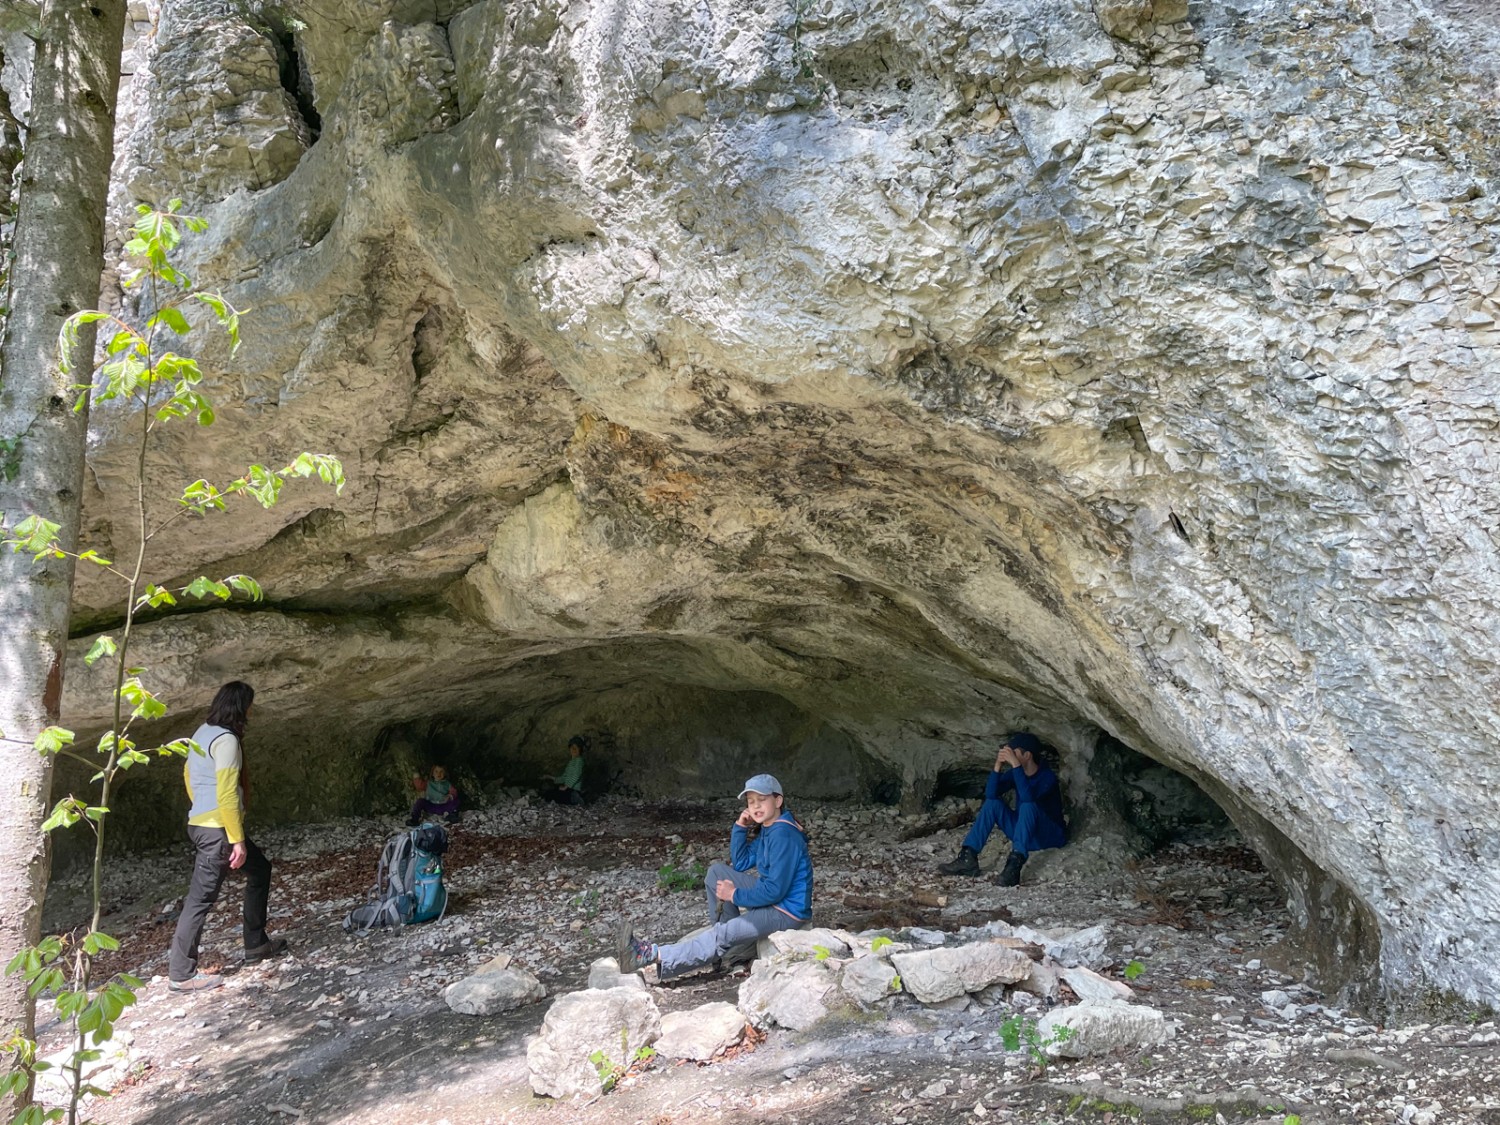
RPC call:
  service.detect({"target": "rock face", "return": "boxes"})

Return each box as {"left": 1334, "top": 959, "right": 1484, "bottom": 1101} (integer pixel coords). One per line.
{"left": 42, "top": 0, "right": 1500, "bottom": 1012}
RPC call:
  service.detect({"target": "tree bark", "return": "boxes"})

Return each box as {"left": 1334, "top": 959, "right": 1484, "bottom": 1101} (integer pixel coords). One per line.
{"left": 0, "top": 0, "right": 126, "bottom": 1109}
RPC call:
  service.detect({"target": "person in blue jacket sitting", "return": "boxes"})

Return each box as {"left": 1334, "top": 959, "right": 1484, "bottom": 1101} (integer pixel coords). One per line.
{"left": 936, "top": 731, "right": 1067, "bottom": 886}
{"left": 617, "top": 773, "right": 813, "bottom": 979}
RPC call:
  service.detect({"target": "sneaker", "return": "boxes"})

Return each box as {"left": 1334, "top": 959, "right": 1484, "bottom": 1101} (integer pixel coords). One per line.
{"left": 244, "top": 937, "right": 290, "bottom": 963}
{"left": 937, "top": 846, "right": 980, "bottom": 877}
{"left": 444, "top": 811, "right": 461, "bottom": 824}
{"left": 996, "top": 851, "right": 1027, "bottom": 888}
{"left": 614, "top": 917, "right": 658, "bottom": 974}
{"left": 168, "top": 972, "right": 222, "bottom": 993}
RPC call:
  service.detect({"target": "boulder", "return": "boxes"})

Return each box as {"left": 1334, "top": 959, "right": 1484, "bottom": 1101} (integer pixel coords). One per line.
{"left": 587, "top": 957, "right": 647, "bottom": 992}
{"left": 1037, "top": 1002, "right": 1173, "bottom": 1059}
{"left": 890, "top": 942, "right": 1034, "bottom": 1004}
{"left": 762, "top": 927, "right": 854, "bottom": 960}
{"left": 526, "top": 987, "right": 661, "bottom": 1099}
{"left": 738, "top": 957, "right": 841, "bottom": 1031}
{"left": 655, "top": 1002, "right": 747, "bottom": 1061}
{"left": 841, "top": 954, "right": 900, "bottom": 1006}
{"left": 444, "top": 967, "right": 545, "bottom": 1016}
{"left": 1010, "top": 924, "right": 1110, "bottom": 970}
{"left": 1060, "top": 965, "right": 1135, "bottom": 1005}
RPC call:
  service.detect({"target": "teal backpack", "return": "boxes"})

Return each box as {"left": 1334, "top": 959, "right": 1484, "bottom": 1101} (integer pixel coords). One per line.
{"left": 343, "top": 824, "right": 448, "bottom": 934}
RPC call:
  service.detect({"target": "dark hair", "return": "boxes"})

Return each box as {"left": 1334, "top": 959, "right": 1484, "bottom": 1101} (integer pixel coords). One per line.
{"left": 567, "top": 734, "right": 590, "bottom": 753}
{"left": 206, "top": 681, "right": 255, "bottom": 739}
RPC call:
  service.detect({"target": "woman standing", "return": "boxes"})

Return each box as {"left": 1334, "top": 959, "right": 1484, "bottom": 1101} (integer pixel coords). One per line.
{"left": 166, "top": 681, "right": 289, "bottom": 992}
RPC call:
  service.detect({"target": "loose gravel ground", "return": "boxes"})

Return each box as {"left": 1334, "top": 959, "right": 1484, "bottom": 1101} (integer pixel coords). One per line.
{"left": 35, "top": 795, "right": 1500, "bottom": 1125}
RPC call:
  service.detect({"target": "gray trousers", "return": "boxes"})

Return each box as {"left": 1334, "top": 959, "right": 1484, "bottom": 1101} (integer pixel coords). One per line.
{"left": 168, "top": 826, "right": 272, "bottom": 981}
{"left": 657, "top": 861, "right": 806, "bottom": 979}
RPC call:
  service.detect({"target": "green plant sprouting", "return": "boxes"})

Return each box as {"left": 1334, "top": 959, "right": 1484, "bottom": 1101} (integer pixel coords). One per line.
{"left": 998, "top": 1014, "right": 1076, "bottom": 1074}
{"left": 656, "top": 844, "right": 707, "bottom": 893}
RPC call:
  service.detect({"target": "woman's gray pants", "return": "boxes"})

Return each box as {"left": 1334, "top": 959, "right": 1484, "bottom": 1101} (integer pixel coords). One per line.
{"left": 657, "top": 862, "right": 806, "bottom": 980}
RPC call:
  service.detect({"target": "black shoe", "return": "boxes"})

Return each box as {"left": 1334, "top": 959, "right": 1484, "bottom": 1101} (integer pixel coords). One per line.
{"left": 444, "top": 811, "right": 461, "bottom": 824}
{"left": 406, "top": 816, "right": 421, "bottom": 827}
{"left": 614, "top": 917, "right": 658, "bottom": 974}
{"left": 244, "top": 937, "right": 290, "bottom": 963}
{"left": 996, "top": 852, "right": 1027, "bottom": 888}
{"left": 937, "top": 846, "right": 980, "bottom": 877}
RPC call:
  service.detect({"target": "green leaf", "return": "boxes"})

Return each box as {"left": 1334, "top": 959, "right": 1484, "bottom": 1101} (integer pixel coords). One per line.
{"left": 182, "top": 575, "right": 231, "bottom": 601}
{"left": 84, "top": 635, "right": 118, "bottom": 666}
{"left": 118, "top": 679, "right": 167, "bottom": 721}
{"left": 154, "top": 738, "right": 197, "bottom": 759}
{"left": 284, "top": 452, "right": 346, "bottom": 495}
{"left": 6, "top": 514, "right": 62, "bottom": 559}
{"left": 81, "top": 932, "right": 120, "bottom": 956}
{"left": 76, "top": 1004, "right": 101, "bottom": 1035}
{"left": 225, "top": 574, "right": 264, "bottom": 600}
{"left": 40, "top": 804, "right": 84, "bottom": 840}
{"left": 148, "top": 306, "right": 191, "bottom": 336}
{"left": 134, "top": 584, "right": 178, "bottom": 611}
{"left": 57, "top": 310, "right": 113, "bottom": 377}
{"left": 33, "top": 727, "right": 75, "bottom": 754}
{"left": 77, "top": 548, "right": 113, "bottom": 567}
{"left": 180, "top": 478, "right": 226, "bottom": 513}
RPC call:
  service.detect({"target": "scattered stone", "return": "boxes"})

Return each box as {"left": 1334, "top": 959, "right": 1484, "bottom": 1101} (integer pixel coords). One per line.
{"left": 1324, "top": 1047, "right": 1412, "bottom": 1073}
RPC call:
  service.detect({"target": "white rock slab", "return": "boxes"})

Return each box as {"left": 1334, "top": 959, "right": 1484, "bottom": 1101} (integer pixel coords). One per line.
{"left": 588, "top": 956, "right": 647, "bottom": 991}
{"left": 738, "top": 957, "right": 840, "bottom": 1031}
{"left": 655, "top": 1001, "right": 747, "bottom": 1061}
{"left": 890, "top": 941, "right": 1034, "bottom": 1004}
{"left": 1060, "top": 964, "right": 1135, "bottom": 1004}
{"left": 841, "top": 953, "right": 899, "bottom": 1005}
{"left": 1037, "top": 1001, "right": 1172, "bottom": 1059}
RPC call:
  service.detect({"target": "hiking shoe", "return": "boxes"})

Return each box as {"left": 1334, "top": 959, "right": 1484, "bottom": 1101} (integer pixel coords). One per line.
{"left": 244, "top": 937, "right": 290, "bottom": 963}
{"left": 444, "top": 811, "right": 461, "bottom": 824}
{"left": 615, "top": 917, "right": 658, "bottom": 974}
{"left": 168, "top": 972, "right": 222, "bottom": 993}
{"left": 937, "top": 846, "right": 980, "bottom": 877}
{"left": 996, "top": 851, "right": 1027, "bottom": 888}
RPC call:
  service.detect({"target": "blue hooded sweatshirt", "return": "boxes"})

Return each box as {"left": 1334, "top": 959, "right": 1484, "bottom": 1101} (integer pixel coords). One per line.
{"left": 729, "top": 810, "right": 813, "bottom": 921}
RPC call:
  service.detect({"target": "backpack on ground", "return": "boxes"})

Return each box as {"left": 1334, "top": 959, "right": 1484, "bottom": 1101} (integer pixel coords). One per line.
{"left": 342, "top": 823, "right": 449, "bottom": 934}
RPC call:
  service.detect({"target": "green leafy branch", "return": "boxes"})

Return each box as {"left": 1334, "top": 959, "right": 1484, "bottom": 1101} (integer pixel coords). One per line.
{"left": 2, "top": 202, "right": 346, "bottom": 1125}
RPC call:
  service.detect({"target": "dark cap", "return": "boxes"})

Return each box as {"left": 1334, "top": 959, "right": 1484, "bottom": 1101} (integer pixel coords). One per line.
{"left": 1005, "top": 732, "right": 1043, "bottom": 756}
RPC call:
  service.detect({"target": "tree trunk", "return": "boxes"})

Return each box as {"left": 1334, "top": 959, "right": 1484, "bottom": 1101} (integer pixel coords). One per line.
{"left": 0, "top": 1, "right": 126, "bottom": 1110}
